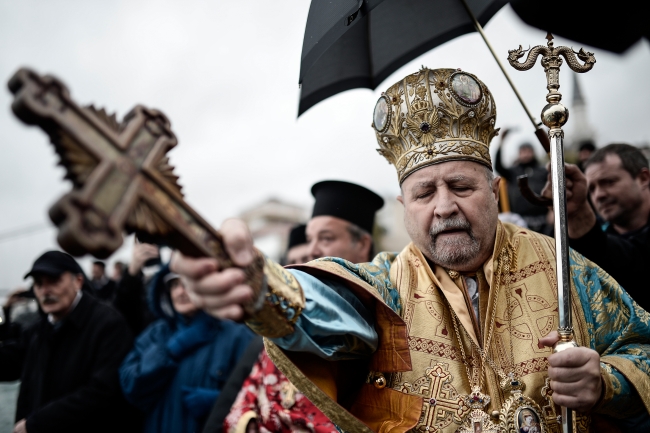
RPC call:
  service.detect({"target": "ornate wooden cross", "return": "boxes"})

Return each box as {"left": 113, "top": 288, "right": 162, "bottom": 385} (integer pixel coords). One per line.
{"left": 8, "top": 68, "right": 263, "bottom": 293}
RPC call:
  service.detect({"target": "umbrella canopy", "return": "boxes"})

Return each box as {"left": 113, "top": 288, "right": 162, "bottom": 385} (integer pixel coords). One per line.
{"left": 511, "top": 0, "right": 649, "bottom": 54}
{"left": 298, "top": 0, "right": 508, "bottom": 116}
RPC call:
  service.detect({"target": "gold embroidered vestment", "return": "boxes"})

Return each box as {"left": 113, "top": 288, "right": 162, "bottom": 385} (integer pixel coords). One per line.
{"left": 259, "top": 222, "right": 650, "bottom": 432}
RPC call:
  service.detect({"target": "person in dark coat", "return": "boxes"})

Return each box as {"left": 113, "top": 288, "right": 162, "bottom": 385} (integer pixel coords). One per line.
{"left": 0, "top": 251, "right": 140, "bottom": 433}
{"left": 119, "top": 266, "right": 254, "bottom": 433}
{"left": 112, "top": 240, "right": 160, "bottom": 335}
{"left": 577, "top": 140, "right": 596, "bottom": 172}
{"left": 495, "top": 139, "right": 549, "bottom": 232}
{"left": 89, "top": 260, "right": 117, "bottom": 302}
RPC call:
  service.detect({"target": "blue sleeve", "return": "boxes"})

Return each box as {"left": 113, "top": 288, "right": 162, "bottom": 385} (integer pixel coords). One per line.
{"left": 570, "top": 249, "right": 650, "bottom": 418}
{"left": 270, "top": 269, "right": 378, "bottom": 361}
{"left": 216, "top": 322, "right": 255, "bottom": 385}
{"left": 119, "top": 322, "right": 178, "bottom": 411}
{"left": 229, "top": 325, "right": 255, "bottom": 365}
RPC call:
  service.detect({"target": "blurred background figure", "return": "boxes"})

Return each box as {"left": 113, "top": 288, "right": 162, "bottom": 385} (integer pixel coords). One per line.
{"left": 496, "top": 211, "right": 528, "bottom": 229}
{"left": 0, "top": 251, "right": 139, "bottom": 433}
{"left": 560, "top": 143, "right": 650, "bottom": 310}
{"left": 495, "top": 130, "right": 549, "bottom": 233}
{"left": 89, "top": 260, "right": 116, "bottom": 302}
{"left": 112, "top": 261, "right": 126, "bottom": 283}
{"left": 1, "top": 288, "right": 39, "bottom": 336}
{"left": 577, "top": 140, "right": 597, "bottom": 172}
{"left": 285, "top": 224, "right": 308, "bottom": 265}
{"left": 119, "top": 267, "right": 254, "bottom": 433}
{"left": 112, "top": 240, "right": 160, "bottom": 336}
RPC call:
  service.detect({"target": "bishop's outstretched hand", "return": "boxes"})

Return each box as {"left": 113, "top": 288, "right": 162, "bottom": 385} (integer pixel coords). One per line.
{"left": 170, "top": 219, "right": 257, "bottom": 321}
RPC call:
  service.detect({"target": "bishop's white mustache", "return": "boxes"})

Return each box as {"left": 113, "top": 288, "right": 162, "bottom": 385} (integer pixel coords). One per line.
{"left": 429, "top": 218, "right": 473, "bottom": 239}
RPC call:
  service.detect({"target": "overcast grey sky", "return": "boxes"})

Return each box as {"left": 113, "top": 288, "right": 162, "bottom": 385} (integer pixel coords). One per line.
{"left": 0, "top": 1, "right": 648, "bottom": 294}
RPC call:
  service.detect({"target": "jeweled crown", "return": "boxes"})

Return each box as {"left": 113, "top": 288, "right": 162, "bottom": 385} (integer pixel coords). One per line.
{"left": 372, "top": 67, "right": 499, "bottom": 184}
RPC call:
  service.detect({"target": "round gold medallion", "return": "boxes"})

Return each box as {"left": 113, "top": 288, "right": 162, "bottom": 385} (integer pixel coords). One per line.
{"left": 449, "top": 72, "right": 483, "bottom": 106}
{"left": 373, "top": 95, "right": 391, "bottom": 133}
{"left": 373, "top": 374, "right": 387, "bottom": 389}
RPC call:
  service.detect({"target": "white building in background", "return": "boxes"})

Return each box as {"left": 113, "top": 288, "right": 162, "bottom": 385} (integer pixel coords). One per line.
{"left": 375, "top": 197, "right": 410, "bottom": 253}
{"left": 568, "top": 73, "right": 596, "bottom": 150}
{"left": 239, "top": 195, "right": 411, "bottom": 263}
{"left": 238, "top": 198, "right": 308, "bottom": 262}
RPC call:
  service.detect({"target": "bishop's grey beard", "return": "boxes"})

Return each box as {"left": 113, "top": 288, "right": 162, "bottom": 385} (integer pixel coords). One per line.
{"left": 427, "top": 217, "right": 480, "bottom": 268}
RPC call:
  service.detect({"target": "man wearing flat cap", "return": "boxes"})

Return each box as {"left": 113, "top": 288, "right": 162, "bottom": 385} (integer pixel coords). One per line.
{"left": 173, "top": 68, "right": 650, "bottom": 432}
{"left": 0, "top": 251, "right": 139, "bottom": 433}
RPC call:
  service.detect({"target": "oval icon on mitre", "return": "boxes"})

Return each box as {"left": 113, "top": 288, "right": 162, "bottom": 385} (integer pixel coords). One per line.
{"left": 373, "top": 95, "right": 390, "bottom": 133}
{"left": 450, "top": 72, "right": 482, "bottom": 106}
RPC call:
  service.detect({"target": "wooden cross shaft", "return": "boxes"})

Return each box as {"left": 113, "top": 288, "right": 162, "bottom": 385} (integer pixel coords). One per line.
{"left": 8, "top": 68, "right": 263, "bottom": 288}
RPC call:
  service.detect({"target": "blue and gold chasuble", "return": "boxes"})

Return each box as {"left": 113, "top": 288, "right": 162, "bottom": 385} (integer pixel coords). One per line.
{"left": 257, "top": 222, "right": 650, "bottom": 433}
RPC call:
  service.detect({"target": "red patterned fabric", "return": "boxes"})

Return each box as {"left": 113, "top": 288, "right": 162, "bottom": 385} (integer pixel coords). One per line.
{"left": 224, "top": 349, "right": 338, "bottom": 433}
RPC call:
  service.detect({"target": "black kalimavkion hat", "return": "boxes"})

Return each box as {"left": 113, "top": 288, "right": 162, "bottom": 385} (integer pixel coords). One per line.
{"left": 287, "top": 224, "right": 307, "bottom": 249}
{"left": 311, "top": 180, "right": 384, "bottom": 233}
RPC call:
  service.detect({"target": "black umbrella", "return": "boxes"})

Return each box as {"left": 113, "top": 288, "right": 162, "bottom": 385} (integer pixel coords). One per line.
{"left": 298, "top": 0, "right": 508, "bottom": 116}
{"left": 298, "top": 0, "right": 550, "bottom": 151}
{"left": 511, "top": 0, "right": 649, "bottom": 54}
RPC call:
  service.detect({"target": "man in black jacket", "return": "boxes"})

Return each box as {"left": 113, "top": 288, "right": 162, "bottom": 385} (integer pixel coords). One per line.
{"left": 495, "top": 138, "right": 549, "bottom": 232}
{"left": 552, "top": 144, "right": 650, "bottom": 311}
{"left": 89, "top": 260, "right": 117, "bottom": 302}
{"left": 0, "top": 251, "right": 140, "bottom": 433}
{"left": 112, "top": 240, "right": 159, "bottom": 335}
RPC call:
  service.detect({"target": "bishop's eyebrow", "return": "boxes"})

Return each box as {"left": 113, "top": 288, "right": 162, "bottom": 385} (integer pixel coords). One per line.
{"left": 445, "top": 175, "right": 476, "bottom": 184}
{"left": 411, "top": 180, "right": 437, "bottom": 192}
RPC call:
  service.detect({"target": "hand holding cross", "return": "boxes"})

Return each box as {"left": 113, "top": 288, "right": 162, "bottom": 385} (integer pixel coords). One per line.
{"left": 171, "top": 219, "right": 261, "bottom": 319}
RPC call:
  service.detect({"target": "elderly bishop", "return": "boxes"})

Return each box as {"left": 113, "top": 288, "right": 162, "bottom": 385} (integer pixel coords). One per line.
{"left": 174, "top": 68, "right": 650, "bottom": 433}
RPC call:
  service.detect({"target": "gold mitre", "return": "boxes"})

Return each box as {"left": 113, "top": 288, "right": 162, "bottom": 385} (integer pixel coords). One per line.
{"left": 372, "top": 67, "right": 499, "bottom": 184}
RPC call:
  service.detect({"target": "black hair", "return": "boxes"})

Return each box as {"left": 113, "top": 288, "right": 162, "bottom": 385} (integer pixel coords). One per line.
{"left": 578, "top": 140, "right": 596, "bottom": 152}
{"left": 346, "top": 222, "right": 375, "bottom": 261}
{"left": 585, "top": 143, "right": 649, "bottom": 178}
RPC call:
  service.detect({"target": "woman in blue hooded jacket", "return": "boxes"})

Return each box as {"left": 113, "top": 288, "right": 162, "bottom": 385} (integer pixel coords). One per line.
{"left": 119, "top": 267, "right": 254, "bottom": 433}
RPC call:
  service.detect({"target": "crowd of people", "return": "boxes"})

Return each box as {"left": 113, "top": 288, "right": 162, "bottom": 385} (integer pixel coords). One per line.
{"left": 1, "top": 67, "right": 650, "bottom": 433}
{"left": 0, "top": 179, "right": 386, "bottom": 433}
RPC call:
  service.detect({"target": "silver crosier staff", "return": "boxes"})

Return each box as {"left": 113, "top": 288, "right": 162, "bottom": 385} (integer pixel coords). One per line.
{"left": 507, "top": 33, "right": 596, "bottom": 433}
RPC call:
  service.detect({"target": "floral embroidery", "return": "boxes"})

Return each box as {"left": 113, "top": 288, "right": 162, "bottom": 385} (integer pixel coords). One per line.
{"left": 224, "top": 350, "right": 338, "bottom": 433}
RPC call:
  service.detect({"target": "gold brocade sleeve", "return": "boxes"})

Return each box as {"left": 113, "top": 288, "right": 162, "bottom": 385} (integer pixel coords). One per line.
{"left": 245, "top": 257, "right": 305, "bottom": 338}
{"left": 597, "top": 357, "right": 648, "bottom": 418}
{"left": 595, "top": 364, "right": 617, "bottom": 412}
